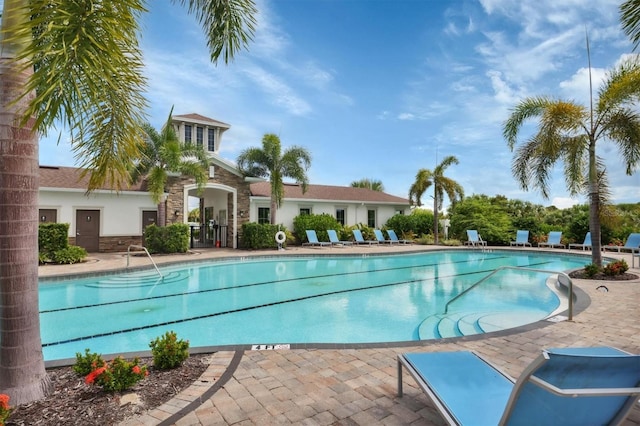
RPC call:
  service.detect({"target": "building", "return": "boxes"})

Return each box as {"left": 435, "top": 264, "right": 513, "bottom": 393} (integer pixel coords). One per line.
{"left": 38, "top": 114, "right": 410, "bottom": 252}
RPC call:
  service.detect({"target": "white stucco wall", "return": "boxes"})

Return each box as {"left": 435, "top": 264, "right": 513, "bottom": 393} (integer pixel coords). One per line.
{"left": 39, "top": 189, "right": 157, "bottom": 237}
{"left": 249, "top": 197, "right": 407, "bottom": 230}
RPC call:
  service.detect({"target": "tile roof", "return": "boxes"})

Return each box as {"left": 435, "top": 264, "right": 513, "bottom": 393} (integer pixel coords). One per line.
{"left": 250, "top": 182, "right": 409, "bottom": 204}
{"left": 172, "top": 113, "right": 230, "bottom": 128}
{"left": 39, "top": 166, "right": 148, "bottom": 192}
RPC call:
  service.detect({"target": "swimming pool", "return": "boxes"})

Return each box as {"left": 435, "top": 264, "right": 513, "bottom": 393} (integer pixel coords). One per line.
{"left": 39, "top": 250, "right": 589, "bottom": 361}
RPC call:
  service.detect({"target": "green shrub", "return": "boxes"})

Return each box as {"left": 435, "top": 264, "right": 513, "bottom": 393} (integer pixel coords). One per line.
{"left": 293, "top": 213, "right": 341, "bottom": 243}
{"left": 73, "top": 348, "right": 105, "bottom": 376}
{"left": 603, "top": 259, "right": 628, "bottom": 276}
{"left": 584, "top": 263, "right": 600, "bottom": 278}
{"left": 241, "top": 223, "right": 284, "bottom": 249}
{"left": 51, "top": 245, "right": 87, "bottom": 264}
{"left": 85, "top": 356, "right": 148, "bottom": 392}
{"left": 39, "top": 223, "right": 80, "bottom": 263}
{"left": 149, "top": 331, "right": 190, "bottom": 370}
{"left": 144, "top": 223, "right": 189, "bottom": 253}
{"left": 39, "top": 222, "right": 70, "bottom": 252}
{"left": 414, "top": 233, "right": 435, "bottom": 245}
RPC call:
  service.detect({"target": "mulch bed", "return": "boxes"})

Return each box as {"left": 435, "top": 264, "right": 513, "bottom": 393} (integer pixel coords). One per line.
{"left": 7, "top": 354, "right": 210, "bottom": 426}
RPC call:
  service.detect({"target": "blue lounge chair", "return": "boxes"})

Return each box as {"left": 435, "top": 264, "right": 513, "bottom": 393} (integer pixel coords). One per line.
{"left": 569, "top": 232, "right": 592, "bottom": 251}
{"left": 602, "top": 232, "right": 640, "bottom": 253}
{"left": 465, "top": 230, "right": 486, "bottom": 247}
{"left": 352, "top": 229, "right": 378, "bottom": 245}
{"left": 387, "top": 230, "right": 411, "bottom": 244}
{"left": 374, "top": 229, "right": 397, "bottom": 244}
{"left": 538, "top": 231, "right": 565, "bottom": 248}
{"left": 510, "top": 230, "right": 531, "bottom": 247}
{"left": 327, "top": 229, "right": 352, "bottom": 247}
{"left": 303, "top": 230, "right": 330, "bottom": 247}
{"left": 398, "top": 346, "right": 640, "bottom": 426}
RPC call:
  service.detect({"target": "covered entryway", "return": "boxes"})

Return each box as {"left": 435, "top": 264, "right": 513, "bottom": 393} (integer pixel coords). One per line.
{"left": 183, "top": 183, "right": 238, "bottom": 249}
{"left": 76, "top": 209, "right": 100, "bottom": 252}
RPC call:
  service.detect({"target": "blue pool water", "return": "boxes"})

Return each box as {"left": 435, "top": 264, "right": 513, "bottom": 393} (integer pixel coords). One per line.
{"left": 39, "top": 250, "right": 590, "bottom": 361}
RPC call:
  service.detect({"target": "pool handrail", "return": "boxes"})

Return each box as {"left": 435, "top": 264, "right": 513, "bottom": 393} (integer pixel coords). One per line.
{"left": 444, "top": 266, "right": 573, "bottom": 321}
{"left": 127, "top": 245, "right": 164, "bottom": 279}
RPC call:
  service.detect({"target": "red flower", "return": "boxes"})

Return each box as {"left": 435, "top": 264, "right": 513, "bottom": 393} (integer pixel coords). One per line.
{"left": 85, "top": 367, "right": 107, "bottom": 384}
{"left": 132, "top": 365, "right": 141, "bottom": 375}
{"left": 0, "top": 394, "right": 9, "bottom": 410}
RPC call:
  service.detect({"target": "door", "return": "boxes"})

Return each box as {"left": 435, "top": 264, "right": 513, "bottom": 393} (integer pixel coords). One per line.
{"left": 76, "top": 210, "right": 100, "bottom": 252}
{"left": 39, "top": 209, "right": 57, "bottom": 223}
{"left": 142, "top": 210, "right": 157, "bottom": 245}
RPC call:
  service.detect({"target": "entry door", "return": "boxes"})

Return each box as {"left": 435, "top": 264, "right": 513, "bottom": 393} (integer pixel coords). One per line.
{"left": 76, "top": 210, "right": 100, "bottom": 252}
{"left": 142, "top": 210, "right": 157, "bottom": 245}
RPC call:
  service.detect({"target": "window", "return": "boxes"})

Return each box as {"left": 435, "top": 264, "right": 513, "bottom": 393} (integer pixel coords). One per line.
{"left": 208, "top": 128, "right": 215, "bottom": 151}
{"left": 336, "top": 208, "right": 345, "bottom": 225}
{"left": 299, "top": 208, "right": 311, "bottom": 216}
{"left": 184, "top": 125, "right": 192, "bottom": 143}
{"left": 196, "top": 127, "right": 204, "bottom": 147}
{"left": 395, "top": 209, "right": 404, "bottom": 215}
{"left": 258, "top": 207, "right": 270, "bottom": 224}
{"left": 367, "top": 209, "right": 376, "bottom": 228}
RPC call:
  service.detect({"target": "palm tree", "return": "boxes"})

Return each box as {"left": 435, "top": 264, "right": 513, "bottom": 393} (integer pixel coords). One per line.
{"left": 621, "top": 0, "right": 640, "bottom": 51}
{"left": 503, "top": 59, "right": 640, "bottom": 266}
{"left": 350, "top": 178, "right": 385, "bottom": 192}
{"left": 131, "top": 107, "right": 210, "bottom": 226}
{"left": 237, "top": 134, "right": 311, "bottom": 224}
{"left": 408, "top": 156, "right": 464, "bottom": 244}
{"left": 0, "top": 0, "right": 256, "bottom": 404}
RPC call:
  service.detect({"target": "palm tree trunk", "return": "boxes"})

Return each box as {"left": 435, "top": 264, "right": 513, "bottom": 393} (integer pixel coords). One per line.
{"left": 0, "top": 53, "right": 50, "bottom": 404}
{"left": 433, "top": 194, "right": 439, "bottom": 244}
{"left": 270, "top": 198, "right": 277, "bottom": 225}
{"left": 588, "top": 141, "right": 602, "bottom": 265}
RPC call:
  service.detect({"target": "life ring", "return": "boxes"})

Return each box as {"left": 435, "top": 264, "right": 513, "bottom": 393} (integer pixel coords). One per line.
{"left": 275, "top": 231, "right": 286, "bottom": 244}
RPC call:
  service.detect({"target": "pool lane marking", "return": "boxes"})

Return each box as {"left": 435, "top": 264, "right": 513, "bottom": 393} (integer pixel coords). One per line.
{"left": 42, "top": 261, "right": 555, "bottom": 348}
{"left": 40, "top": 254, "right": 516, "bottom": 314}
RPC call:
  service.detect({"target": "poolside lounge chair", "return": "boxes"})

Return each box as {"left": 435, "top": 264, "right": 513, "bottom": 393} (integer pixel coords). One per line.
{"left": 327, "top": 229, "right": 352, "bottom": 247}
{"left": 602, "top": 233, "right": 640, "bottom": 253}
{"left": 569, "top": 232, "right": 592, "bottom": 251}
{"left": 387, "top": 230, "right": 411, "bottom": 244}
{"left": 397, "top": 346, "right": 640, "bottom": 426}
{"left": 352, "top": 229, "right": 378, "bottom": 245}
{"left": 509, "top": 230, "right": 531, "bottom": 247}
{"left": 538, "top": 231, "right": 565, "bottom": 249}
{"left": 464, "top": 230, "right": 486, "bottom": 247}
{"left": 374, "top": 229, "right": 397, "bottom": 244}
{"left": 303, "top": 230, "right": 330, "bottom": 247}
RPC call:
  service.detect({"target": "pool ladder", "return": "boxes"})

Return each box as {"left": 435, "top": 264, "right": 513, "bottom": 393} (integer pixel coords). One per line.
{"left": 127, "top": 245, "right": 164, "bottom": 279}
{"left": 444, "top": 266, "right": 574, "bottom": 321}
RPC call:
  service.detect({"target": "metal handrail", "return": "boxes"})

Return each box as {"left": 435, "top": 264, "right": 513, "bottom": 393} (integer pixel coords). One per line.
{"left": 444, "top": 266, "right": 574, "bottom": 321}
{"left": 127, "top": 245, "right": 163, "bottom": 279}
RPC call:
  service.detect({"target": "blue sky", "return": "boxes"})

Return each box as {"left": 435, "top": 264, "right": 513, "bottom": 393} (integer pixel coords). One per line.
{"left": 38, "top": 0, "right": 638, "bottom": 208}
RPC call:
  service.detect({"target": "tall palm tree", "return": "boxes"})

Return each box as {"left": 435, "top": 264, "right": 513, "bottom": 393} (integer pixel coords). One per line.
{"left": 350, "top": 178, "right": 385, "bottom": 192}
{"left": 621, "top": 0, "right": 640, "bottom": 51}
{"left": 237, "top": 134, "right": 311, "bottom": 224}
{"left": 503, "top": 58, "right": 640, "bottom": 266}
{"left": 131, "top": 107, "right": 210, "bottom": 226}
{"left": 408, "top": 156, "right": 464, "bottom": 244}
{"left": 0, "top": 0, "right": 256, "bottom": 404}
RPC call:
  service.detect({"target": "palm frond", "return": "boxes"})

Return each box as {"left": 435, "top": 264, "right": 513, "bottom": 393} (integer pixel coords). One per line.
{"left": 174, "top": 0, "right": 257, "bottom": 64}
{"left": 621, "top": 0, "right": 640, "bottom": 50}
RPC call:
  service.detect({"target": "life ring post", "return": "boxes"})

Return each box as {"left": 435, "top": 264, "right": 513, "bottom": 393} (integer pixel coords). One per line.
{"left": 275, "top": 231, "right": 286, "bottom": 251}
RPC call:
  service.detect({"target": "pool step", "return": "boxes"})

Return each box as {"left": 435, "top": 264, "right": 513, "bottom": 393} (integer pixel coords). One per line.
{"left": 418, "top": 310, "right": 546, "bottom": 340}
{"left": 87, "top": 270, "right": 188, "bottom": 288}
